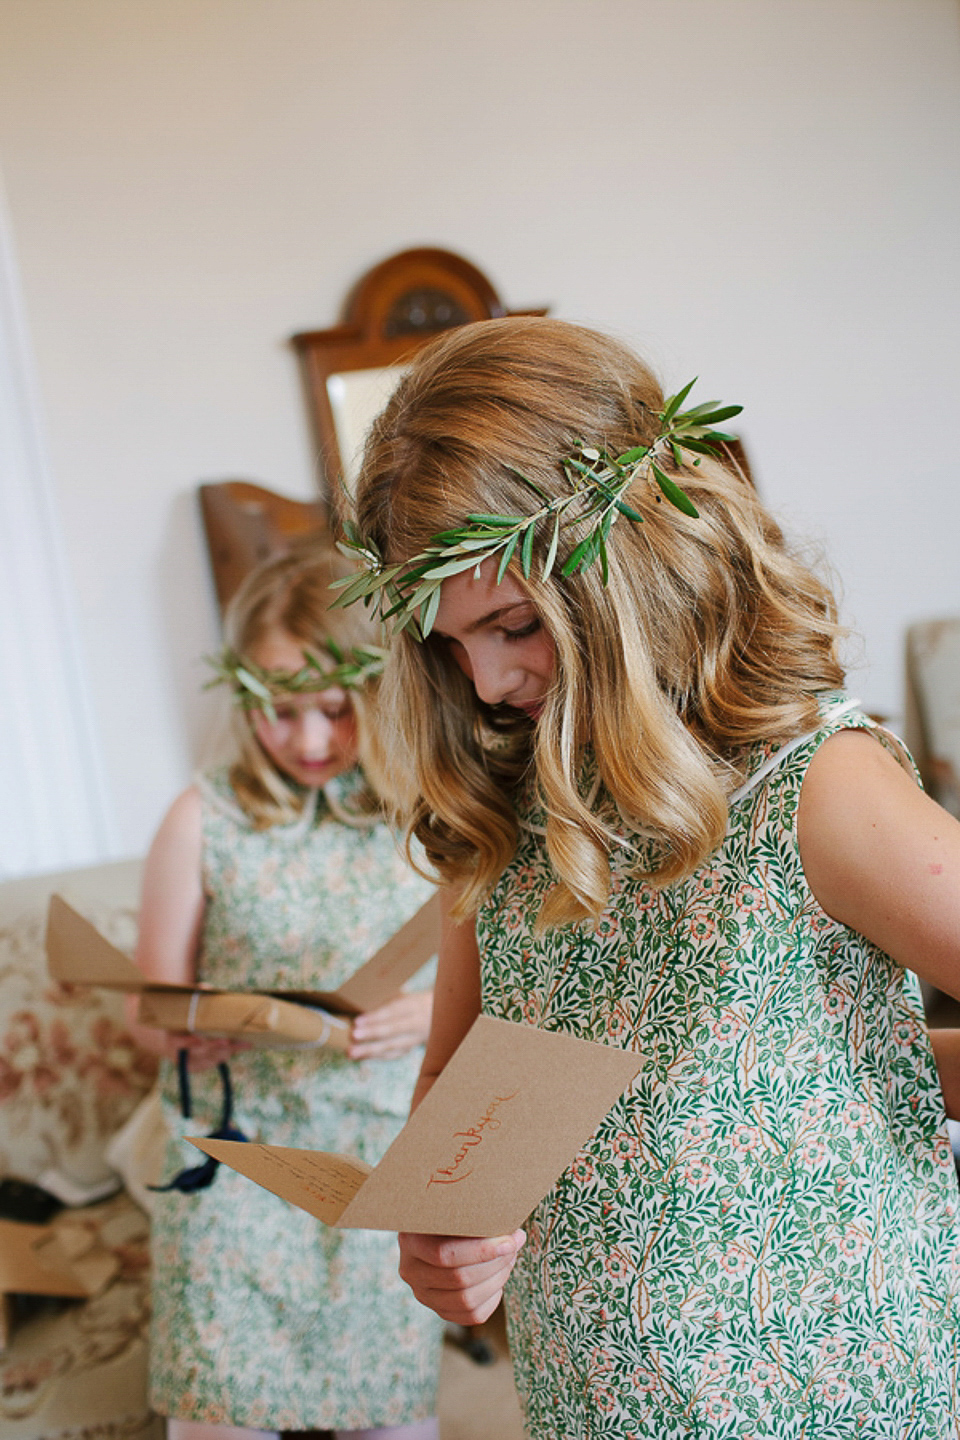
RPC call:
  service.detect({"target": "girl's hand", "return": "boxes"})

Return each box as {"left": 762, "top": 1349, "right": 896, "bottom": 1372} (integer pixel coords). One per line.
{"left": 398, "top": 1230, "right": 526, "bottom": 1325}
{"left": 123, "top": 994, "right": 247, "bottom": 1070}
{"left": 166, "top": 1032, "right": 249, "bottom": 1071}
{"left": 349, "top": 989, "right": 434, "bottom": 1060}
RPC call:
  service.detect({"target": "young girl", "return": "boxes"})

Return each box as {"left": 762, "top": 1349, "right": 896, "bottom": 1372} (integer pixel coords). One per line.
{"left": 133, "top": 541, "right": 443, "bottom": 1440}
{"left": 341, "top": 317, "right": 960, "bottom": 1438}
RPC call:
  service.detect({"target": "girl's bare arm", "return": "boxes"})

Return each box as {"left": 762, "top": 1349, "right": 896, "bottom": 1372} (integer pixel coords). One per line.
{"left": 129, "top": 787, "right": 235, "bottom": 1068}
{"left": 799, "top": 729, "right": 960, "bottom": 1106}
{"left": 799, "top": 729, "right": 960, "bottom": 990}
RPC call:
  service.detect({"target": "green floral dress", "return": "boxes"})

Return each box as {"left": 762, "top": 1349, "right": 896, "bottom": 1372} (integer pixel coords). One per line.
{"left": 478, "top": 697, "right": 960, "bottom": 1439}
{"left": 149, "top": 769, "right": 443, "bottom": 1432}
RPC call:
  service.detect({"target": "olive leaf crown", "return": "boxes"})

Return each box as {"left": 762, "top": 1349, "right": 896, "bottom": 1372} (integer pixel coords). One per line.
{"left": 331, "top": 379, "right": 742, "bottom": 639}
{"left": 204, "top": 639, "right": 386, "bottom": 721}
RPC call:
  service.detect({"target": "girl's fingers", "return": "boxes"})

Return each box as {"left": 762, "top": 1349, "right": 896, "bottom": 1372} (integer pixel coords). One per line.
{"left": 352, "top": 992, "right": 433, "bottom": 1044}
{"left": 401, "top": 1230, "right": 525, "bottom": 1267}
{"left": 398, "top": 1230, "right": 525, "bottom": 1325}
{"left": 411, "top": 1271, "right": 507, "bottom": 1325}
{"left": 348, "top": 1031, "right": 421, "bottom": 1060}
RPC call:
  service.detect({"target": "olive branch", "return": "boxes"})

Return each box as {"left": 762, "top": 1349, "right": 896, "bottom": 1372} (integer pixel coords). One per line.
{"left": 204, "top": 640, "right": 386, "bottom": 720}
{"left": 331, "top": 380, "right": 742, "bottom": 639}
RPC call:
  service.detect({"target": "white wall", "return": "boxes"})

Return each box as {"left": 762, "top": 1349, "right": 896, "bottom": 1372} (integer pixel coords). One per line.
{"left": 0, "top": 0, "right": 958, "bottom": 865}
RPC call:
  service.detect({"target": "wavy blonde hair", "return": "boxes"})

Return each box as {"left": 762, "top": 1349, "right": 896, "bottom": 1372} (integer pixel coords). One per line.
{"left": 353, "top": 318, "right": 845, "bottom": 926}
{"left": 223, "top": 537, "right": 388, "bottom": 828}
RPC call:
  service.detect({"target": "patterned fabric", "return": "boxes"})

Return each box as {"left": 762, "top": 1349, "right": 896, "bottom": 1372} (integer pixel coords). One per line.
{"left": 478, "top": 697, "right": 960, "bottom": 1438}
{"left": 0, "top": 1193, "right": 160, "bottom": 1440}
{"left": 149, "top": 769, "right": 443, "bottom": 1430}
{"left": 0, "top": 898, "right": 156, "bottom": 1187}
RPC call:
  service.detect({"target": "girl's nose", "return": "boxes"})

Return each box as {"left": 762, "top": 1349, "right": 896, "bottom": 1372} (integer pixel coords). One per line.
{"left": 298, "top": 707, "right": 333, "bottom": 755}
{"left": 469, "top": 651, "right": 519, "bottom": 708}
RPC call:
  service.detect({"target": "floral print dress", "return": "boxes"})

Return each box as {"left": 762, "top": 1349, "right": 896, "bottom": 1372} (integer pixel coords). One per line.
{"left": 478, "top": 697, "right": 960, "bottom": 1439}
{"left": 149, "top": 769, "right": 442, "bottom": 1432}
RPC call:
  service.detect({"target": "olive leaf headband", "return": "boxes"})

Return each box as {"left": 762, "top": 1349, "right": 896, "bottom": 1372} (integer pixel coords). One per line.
{"left": 204, "top": 639, "right": 386, "bottom": 721}
{"left": 331, "top": 379, "right": 742, "bottom": 639}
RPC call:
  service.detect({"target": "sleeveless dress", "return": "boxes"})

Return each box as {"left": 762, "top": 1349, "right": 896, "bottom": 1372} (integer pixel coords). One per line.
{"left": 149, "top": 768, "right": 443, "bottom": 1432}
{"left": 478, "top": 697, "right": 960, "bottom": 1439}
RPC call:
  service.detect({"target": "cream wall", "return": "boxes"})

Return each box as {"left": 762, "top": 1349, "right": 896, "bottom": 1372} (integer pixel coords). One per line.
{"left": 0, "top": 0, "right": 958, "bottom": 865}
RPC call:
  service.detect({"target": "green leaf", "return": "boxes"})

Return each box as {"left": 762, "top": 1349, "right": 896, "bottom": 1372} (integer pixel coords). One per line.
{"left": 497, "top": 532, "right": 519, "bottom": 583}
{"left": 422, "top": 554, "right": 490, "bottom": 581}
{"left": 675, "top": 437, "right": 718, "bottom": 457}
{"left": 661, "top": 377, "right": 697, "bottom": 425}
{"left": 651, "top": 463, "right": 699, "bottom": 518}
{"left": 567, "top": 457, "right": 606, "bottom": 478}
{"left": 614, "top": 498, "right": 645, "bottom": 524}
{"left": 561, "top": 536, "right": 592, "bottom": 576}
{"left": 616, "top": 445, "right": 649, "bottom": 465}
{"left": 543, "top": 513, "right": 560, "bottom": 581}
{"left": 681, "top": 403, "right": 743, "bottom": 426}
{"left": 521, "top": 521, "right": 535, "bottom": 578}
{"left": 598, "top": 530, "right": 609, "bottom": 585}
{"left": 235, "top": 667, "right": 272, "bottom": 700}
{"left": 455, "top": 536, "right": 506, "bottom": 551}
{"left": 465, "top": 513, "right": 522, "bottom": 527}
{"left": 420, "top": 584, "right": 442, "bottom": 637}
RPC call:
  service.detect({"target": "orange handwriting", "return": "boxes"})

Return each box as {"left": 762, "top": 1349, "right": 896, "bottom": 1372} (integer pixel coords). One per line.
{"left": 426, "top": 1091, "right": 519, "bottom": 1187}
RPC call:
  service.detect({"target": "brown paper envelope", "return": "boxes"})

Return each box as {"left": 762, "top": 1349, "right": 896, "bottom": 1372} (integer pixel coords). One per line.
{"left": 192, "top": 1014, "right": 641, "bottom": 1236}
{"left": 137, "top": 990, "right": 352, "bottom": 1051}
{"left": 301, "top": 892, "right": 442, "bottom": 1015}
{"left": 45, "top": 893, "right": 196, "bottom": 993}
{"left": 46, "top": 891, "right": 439, "bottom": 1018}
{"left": 30, "top": 1229, "right": 119, "bottom": 1295}
{"left": 0, "top": 1219, "right": 97, "bottom": 1299}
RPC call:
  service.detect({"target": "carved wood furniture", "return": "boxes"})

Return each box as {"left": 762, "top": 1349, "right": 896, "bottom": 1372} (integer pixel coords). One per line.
{"left": 200, "top": 248, "right": 544, "bottom": 613}
{"left": 291, "top": 246, "right": 546, "bottom": 506}
{"left": 198, "top": 480, "right": 326, "bottom": 613}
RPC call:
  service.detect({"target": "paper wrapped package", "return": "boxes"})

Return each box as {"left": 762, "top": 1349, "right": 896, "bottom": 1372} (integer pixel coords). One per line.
{"left": 46, "top": 892, "right": 439, "bottom": 1053}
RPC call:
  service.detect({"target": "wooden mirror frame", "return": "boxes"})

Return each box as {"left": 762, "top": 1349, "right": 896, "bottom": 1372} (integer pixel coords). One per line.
{"left": 291, "top": 247, "right": 546, "bottom": 508}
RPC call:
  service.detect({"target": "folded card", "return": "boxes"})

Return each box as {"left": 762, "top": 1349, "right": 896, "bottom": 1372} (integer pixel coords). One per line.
{"left": 192, "top": 1013, "right": 642, "bottom": 1236}
{"left": 45, "top": 892, "right": 439, "bottom": 1050}
{"left": 0, "top": 1215, "right": 119, "bottom": 1350}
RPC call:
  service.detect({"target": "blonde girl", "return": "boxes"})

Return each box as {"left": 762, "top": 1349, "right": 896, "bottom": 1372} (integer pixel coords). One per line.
{"left": 346, "top": 317, "right": 960, "bottom": 1438}
{"left": 133, "top": 540, "right": 442, "bottom": 1440}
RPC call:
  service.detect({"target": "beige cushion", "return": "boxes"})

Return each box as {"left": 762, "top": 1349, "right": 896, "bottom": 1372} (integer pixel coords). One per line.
{"left": 0, "top": 860, "right": 155, "bottom": 1188}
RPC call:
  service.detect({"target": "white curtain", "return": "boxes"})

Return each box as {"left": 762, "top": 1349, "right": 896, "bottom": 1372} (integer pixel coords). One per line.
{"left": 0, "top": 169, "right": 117, "bottom": 877}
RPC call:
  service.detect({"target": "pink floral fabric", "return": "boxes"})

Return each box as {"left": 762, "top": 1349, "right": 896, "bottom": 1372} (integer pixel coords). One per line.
{"left": 0, "top": 905, "right": 156, "bottom": 1186}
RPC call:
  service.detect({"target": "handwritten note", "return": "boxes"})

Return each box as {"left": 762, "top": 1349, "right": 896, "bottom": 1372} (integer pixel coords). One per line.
{"left": 194, "top": 1015, "right": 642, "bottom": 1236}
{"left": 427, "top": 1091, "right": 519, "bottom": 1187}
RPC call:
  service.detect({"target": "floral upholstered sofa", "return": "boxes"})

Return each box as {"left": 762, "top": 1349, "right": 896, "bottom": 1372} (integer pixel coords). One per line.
{"left": 0, "top": 857, "right": 163, "bottom": 1440}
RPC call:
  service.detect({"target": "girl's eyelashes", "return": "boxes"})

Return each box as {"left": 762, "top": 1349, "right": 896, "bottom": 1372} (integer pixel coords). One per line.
{"left": 502, "top": 617, "right": 541, "bottom": 641}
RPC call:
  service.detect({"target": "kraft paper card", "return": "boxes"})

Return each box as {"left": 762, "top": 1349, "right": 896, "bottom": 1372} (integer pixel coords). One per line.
{"left": 0, "top": 1216, "right": 120, "bottom": 1350}
{"left": 45, "top": 892, "right": 439, "bottom": 1048}
{"left": 191, "top": 1013, "right": 642, "bottom": 1236}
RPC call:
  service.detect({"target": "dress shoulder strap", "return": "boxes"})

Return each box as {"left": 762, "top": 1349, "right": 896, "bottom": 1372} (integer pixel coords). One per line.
{"left": 728, "top": 695, "right": 916, "bottom": 812}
